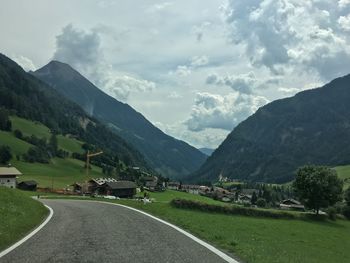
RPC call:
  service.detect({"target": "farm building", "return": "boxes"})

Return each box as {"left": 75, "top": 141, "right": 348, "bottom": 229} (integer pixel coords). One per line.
{"left": 17, "top": 180, "right": 37, "bottom": 191}
{"left": 167, "top": 182, "right": 180, "bottom": 190}
{"left": 99, "top": 181, "right": 137, "bottom": 198}
{"left": 280, "top": 199, "right": 305, "bottom": 211}
{"left": 0, "top": 167, "right": 22, "bottom": 189}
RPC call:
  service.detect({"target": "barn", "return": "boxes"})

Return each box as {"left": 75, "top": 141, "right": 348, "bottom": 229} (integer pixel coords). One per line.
{"left": 99, "top": 181, "right": 137, "bottom": 198}
{"left": 0, "top": 167, "right": 22, "bottom": 189}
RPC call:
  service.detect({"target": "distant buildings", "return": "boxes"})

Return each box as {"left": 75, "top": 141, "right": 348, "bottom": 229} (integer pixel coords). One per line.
{"left": 280, "top": 199, "right": 305, "bottom": 211}
{"left": 0, "top": 167, "right": 21, "bottom": 189}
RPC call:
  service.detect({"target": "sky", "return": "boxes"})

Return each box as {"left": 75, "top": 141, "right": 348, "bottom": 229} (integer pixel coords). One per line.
{"left": 1, "top": 0, "right": 350, "bottom": 149}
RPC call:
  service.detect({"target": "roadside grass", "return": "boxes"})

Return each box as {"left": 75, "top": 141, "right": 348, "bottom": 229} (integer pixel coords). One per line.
{"left": 334, "top": 165, "right": 350, "bottom": 189}
{"left": 0, "top": 187, "right": 48, "bottom": 252}
{"left": 13, "top": 158, "right": 104, "bottom": 188}
{"left": 43, "top": 190, "right": 350, "bottom": 263}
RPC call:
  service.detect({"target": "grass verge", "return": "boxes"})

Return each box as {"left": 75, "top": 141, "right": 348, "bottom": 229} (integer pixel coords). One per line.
{"left": 0, "top": 187, "right": 48, "bottom": 252}
{"left": 43, "top": 190, "right": 350, "bottom": 263}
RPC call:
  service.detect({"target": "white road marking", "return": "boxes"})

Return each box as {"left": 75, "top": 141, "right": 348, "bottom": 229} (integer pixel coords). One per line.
{"left": 95, "top": 200, "right": 240, "bottom": 263}
{"left": 0, "top": 205, "right": 54, "bottom": 258}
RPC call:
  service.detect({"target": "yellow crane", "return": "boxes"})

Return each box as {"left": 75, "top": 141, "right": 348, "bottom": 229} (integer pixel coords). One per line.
{"left": 86, "top": 150, "right": 103, "bottom": 178}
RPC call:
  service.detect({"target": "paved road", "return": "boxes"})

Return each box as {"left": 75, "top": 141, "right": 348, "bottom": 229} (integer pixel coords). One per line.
{"left": 1, "top": 200, "right": 232, "bottom": 263}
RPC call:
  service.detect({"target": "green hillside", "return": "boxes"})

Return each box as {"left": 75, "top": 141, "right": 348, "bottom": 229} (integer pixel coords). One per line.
{"left": 1, "top": 116, "right": 104, "bottom": 188}
{"left": 335, "top": 165, "right": 350, "bottom": 189}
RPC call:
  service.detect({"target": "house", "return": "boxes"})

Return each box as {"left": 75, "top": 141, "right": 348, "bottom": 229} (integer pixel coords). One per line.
{"left": 238, "top": 194, "right": 252, "bottom": 204}
{"left": 99, "top": 181, "right": 137, "bottom": 198}
{"left": 280, "top": 199, "right": 305, "bottom": 211}
{"left": 142, "top": 176, "right": 158, "bottom": 191}
{"left": 198, "top": 185, "right": 211, "bottom": 195}
{"left": 17, "top": 180, "right": 37, "bottom": 191}
{"left": 0, "top": 167, "right": 22, "bottom": 189}
{"left": 167, "top": 181, "right": 180, "bottom": 190}
{"left": 181, "top": 185, "right": 200, "bottom": 195}
{"left": 88, "top": 178, "right": 118, "bottom": 194}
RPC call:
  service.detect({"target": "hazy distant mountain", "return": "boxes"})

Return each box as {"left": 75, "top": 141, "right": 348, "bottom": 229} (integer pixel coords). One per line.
{"left": 0, "top": 54, "right": 148, "bottom": 169}
{"left": 33, "top": 61, "right": 207, "bottom": 179}
{"left": 192, "top": 74, "right": 350, "bottom": 183}
{"left": 199, "top": 148, "right": 214, "bottom": 156}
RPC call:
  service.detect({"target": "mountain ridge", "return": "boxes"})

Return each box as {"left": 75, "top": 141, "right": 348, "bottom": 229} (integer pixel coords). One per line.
{"left": 192, "top": 74, "right": 350, "bottom": 183}
{"left": 33, "top": 61, "right": 207, "bottom": 179}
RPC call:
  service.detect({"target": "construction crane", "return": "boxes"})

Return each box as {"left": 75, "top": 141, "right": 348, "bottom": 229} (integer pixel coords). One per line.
{"left": 86, "top": 150, "right": 103, "bottom": 178}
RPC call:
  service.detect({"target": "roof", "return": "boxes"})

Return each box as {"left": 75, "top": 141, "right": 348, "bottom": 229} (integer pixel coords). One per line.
{"left": 0, "top": 167, "right": 22, "bottom": 176}
{"left": 90, "top": 178, "right": 117, "bottom": 185}
{"left": 104, "top": 181, "right": 137, "bottom": 190}
{"left": 18, "top": 180, "right": 37, "bottom": 186}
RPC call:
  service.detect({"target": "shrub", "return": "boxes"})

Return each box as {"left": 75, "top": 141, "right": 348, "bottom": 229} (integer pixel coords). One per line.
{"left": 170, "top": 198, "right": 296, "bottom": 219}
{"left": 257, "top": 198, "right": 267, "bottom": 208}
{"left": 326, "top": 207, "right": 337, "bottom": 221}
{"left": 343, "top": 206, "right": 350, "bottom": 220}
{"left": 13, "top": 129, "right": 23, "bottom": 139}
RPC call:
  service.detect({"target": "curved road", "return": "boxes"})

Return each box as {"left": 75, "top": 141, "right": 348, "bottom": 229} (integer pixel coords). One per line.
{"left": 2, "top": 200, "right": 233, "bottom": 263}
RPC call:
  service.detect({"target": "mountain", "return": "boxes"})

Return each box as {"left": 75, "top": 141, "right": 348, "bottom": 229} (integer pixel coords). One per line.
{"left": 192, "top": 74, "right": 350, "bottom": 183}
{"left": 199, "top": 148, "right": 214, "bottom": 156}
{"left": 33, "top": 61, "right": 207, "bottom": 179}
{"left": 0, "top": 53, "right": 148, "bottom": 169}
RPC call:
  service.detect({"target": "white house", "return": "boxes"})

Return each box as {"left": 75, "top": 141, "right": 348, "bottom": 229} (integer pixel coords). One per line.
{"left": 0, "top": 167, "right": 22, "bottom": 189}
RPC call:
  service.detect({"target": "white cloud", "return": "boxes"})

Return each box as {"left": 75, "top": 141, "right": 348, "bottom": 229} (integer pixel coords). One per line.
{"left": 223, "top": 0, "right": 350, "bottom": 80}
{"left": 53, "top": 24, "right": 155, "bottom": 102}
{"left": 338, "top": 15, "right": 350, "bottom": 31}
{"left": 167, "top": 91, "right": 182, "bottom": 99}
{"left": 174, "top": 65, "right": 191, "bottom": 77}
{"left": 339, "top": 0, "right": 350, "bottom": 9}
{"left": 185, "top": 92, "right": 269, "bottom": 132}
{"left": 190, "top": 55, "right": 209, "bottom": 67}
{"left": 12, "top": 55, "right": 36, "bottom": 71}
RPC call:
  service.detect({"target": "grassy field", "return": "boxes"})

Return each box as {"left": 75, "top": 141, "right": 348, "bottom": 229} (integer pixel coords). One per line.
{"left": 44, "top": 190, "right": 350, "bottom": 263}
{"left": 12, "top": 158, "right": 103, "bottom": 189}
{"left": 334, "top": 165, "right": 350, "bottom": 189}
{"left": 0, "top": 187, "right": 48, "bottom": 251}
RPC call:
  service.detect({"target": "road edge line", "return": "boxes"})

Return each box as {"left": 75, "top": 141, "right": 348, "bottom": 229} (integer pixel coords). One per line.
{"left": 96, "top": 200, "right": 240, "bottom": 263}
{"left": 0, "top": 204, "right": 54, "bottom": 258}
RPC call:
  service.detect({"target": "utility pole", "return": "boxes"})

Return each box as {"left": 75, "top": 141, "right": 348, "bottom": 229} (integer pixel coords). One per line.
{"left": 86, "top": 150, "right": 103, "bottom": 177}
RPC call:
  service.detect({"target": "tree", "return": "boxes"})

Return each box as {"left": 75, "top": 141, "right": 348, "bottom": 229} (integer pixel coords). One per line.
{"left": 13, "top": 129, "right": 23, "bottom": 139}
{"left": 251, "top": 192, "right": 258, "bottom": 205}
{"left": 345, "top": 187, "right": 350, "bottom": 206}
{"left": 49, "top": 133, "right": 58, "bottom": 156}
{"left": 293, "top": 165, "right": 343, "bottom": 215}
{"left": 0, "top": 109, "right": 11, "bottom": 131}
{"left": 257, "top": 198, "right": 266, "bottom": 208}
{"left": 0, "top": 145, "right": 12, "bottom": 164}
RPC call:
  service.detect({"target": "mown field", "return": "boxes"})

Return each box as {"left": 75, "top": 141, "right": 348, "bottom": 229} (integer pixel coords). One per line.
{"left": 0, "top": 116, "right": 104, "bottom": 188}
{"left": 43, "top": 189, "right": 350, "bottom": 263}
{"left": 0, "top": 187, "right": 48, "bottom": 251}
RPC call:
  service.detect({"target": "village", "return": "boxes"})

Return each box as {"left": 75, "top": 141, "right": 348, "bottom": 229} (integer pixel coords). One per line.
{"left": 0, "top": 165, "right": 304, "bottom": 211}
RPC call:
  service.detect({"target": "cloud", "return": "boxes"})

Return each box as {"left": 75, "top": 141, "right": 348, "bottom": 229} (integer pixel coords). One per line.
{"left": 155, "top": 121, "right": 229, "bottom": 149}
{"left": 185, "top": 92, "right": 269, "bottom": 132}
{"left": 53, "top": 24, "right": 155, "bottom": 102}
{"left": 206, "top": 72, "right": 278, "bottom": 94}
{"left": 339, "top": 0, "right": 350, "bottom": 9}
{"left": 190, "top": 55, "right": 209, "bottom": 67}
{"left": 338, "top": 15, "right": 350, "bottom": 31}
{"left": 12, "top": 55, "right": 36, "bottom": 71}
{"left": 222, "top": 0, "right": 350, "bottom": 80}
{"left": 167, "top": 91, "right": 182, "bottom": 99}
{"left": 174, "top": 65, "right": 191, "bottom": 76}
{"left": 192, "top": 21, "right": 212, "bottom": 42}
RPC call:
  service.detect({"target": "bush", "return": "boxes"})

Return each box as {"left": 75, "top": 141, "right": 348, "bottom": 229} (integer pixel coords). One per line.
{"left": 343, "top": 206, "right": 350, "bottom": 220}
{"left": 13, "top": 129, "right": 23, "bottom": 139}
{"left": 257, "top": 198, "right": 267, "bottom": 208}
{"left": 0, "top": 145, "right": 12, "bottom": 164}
{"left": 170, "top": 198, "right": 296, "bottom": 219}
{"left": 326, "top": 207, "right": 337, "bottom": 221}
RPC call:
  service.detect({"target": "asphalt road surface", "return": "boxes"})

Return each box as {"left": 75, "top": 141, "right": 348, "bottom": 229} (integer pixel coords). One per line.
{"left": 1, "top": 200, "right": 232, "bottom": 263}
